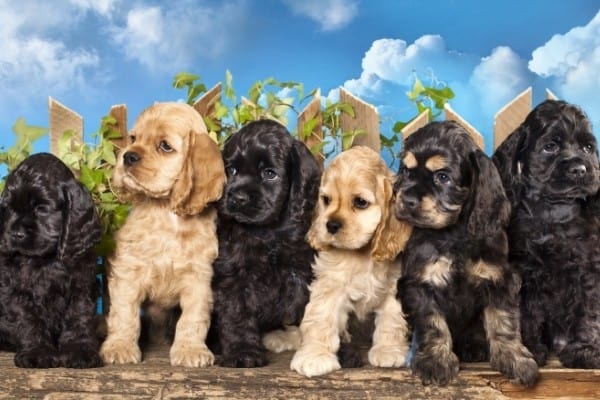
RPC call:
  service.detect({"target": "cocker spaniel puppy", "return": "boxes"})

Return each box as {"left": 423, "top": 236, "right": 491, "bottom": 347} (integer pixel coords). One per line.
{"left": 100, "top": 102, "right": 226, "bottom": 367}
{"left": 0, "top": 153, "right": 102, "bottom": 368}
{"left": 210, "top": 119, "right": 321, "bottom": 368}
{"left": 394, "top": 121, "right": 538, "bottom": 386}
{"left": 290, "top": 146, "right": 413, "bottom": 377}
{"left": 492, "top": 100, "right": 600, "bottom": 369}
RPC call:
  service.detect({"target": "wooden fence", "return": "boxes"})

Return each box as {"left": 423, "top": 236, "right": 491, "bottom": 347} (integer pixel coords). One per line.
{"left": 48, "top": 85, "right": 558, "bottom": 165}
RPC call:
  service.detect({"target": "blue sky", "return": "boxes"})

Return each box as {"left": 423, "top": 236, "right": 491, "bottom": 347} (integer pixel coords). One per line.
{"left": 1, "top": 0, "right": 599, "bottom": 156}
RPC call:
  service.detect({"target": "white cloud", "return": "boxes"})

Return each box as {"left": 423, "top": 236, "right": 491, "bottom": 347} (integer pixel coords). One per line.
{"left": 109, "top": 1, "right": 248, "bottom": 72}
{"left": 470, "top": 46, "right": 532, "bottom": 117}
{"left": 362, "top": 36, "right": 476, "bottom": 85}
{"left": 0, "top": 1, "right": 102, "bottom": 103}
{"left": 283, "top": 0, "right": 358, "bottom": 31}
{"left": 529, "top": 10, "right": 600, "bottom": 129}
{"left": 529, "top": 11, "right": 600, "bottom": 78}
{"left": 336, "top": 35, "right": 537, "bottom": 152}
{"left": 337, "top": 13, "right": 600, "bottom": 153}
{"left": 69, "top": 0, "right": 118, "bottom": 16}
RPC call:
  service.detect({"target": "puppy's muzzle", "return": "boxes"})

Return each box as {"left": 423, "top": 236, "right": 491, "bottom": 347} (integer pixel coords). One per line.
{"left": 400, "top": 195, "right": 419, "bottom": 212}
{"left": 123, "top": 151, "right": 141, "bottom": 167}
{"left": 228, "top": 191, "right": 250, "bottom": 207}
{"left": 566, "top": 162, "right": 587, "bottom": 180}
{"left": 326, "top": 219, "right": 342, "bottom": 234}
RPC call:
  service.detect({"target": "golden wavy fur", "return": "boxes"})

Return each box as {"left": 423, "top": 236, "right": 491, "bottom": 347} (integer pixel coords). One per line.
{"left": 290, "top": 146, "right": 412, "bottom": 377}
{"left": 100, "top": 102, "right": 226, "bottom": 367}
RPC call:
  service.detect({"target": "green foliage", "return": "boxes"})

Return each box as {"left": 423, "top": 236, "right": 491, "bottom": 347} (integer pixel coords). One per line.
{"left": 174, "top": 70, "right": 318, "bottom": 146}
{"left": 173, "top": 72, "right": 207, "bottom": 105}
{"left": 318, "top": 99, "right": 366, "bottom": 158}
{"left": 0, "top": 118, "right": 48, "bottom": 192}
{"left": 172, "top": 71, "right": 364, "bottom": 158}
{"left": 392, "top": 76, "right": 455, "bottom": 133}
{"left": 59, "top": 116, "right": 130, "bottom": 262}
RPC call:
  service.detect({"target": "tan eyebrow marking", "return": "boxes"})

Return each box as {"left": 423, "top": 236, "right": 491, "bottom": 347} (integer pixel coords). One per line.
{"left": 403, "top": 151, "right": 417, "bottom": 169}
{"left": 425, "top": 155, "right": 447, "bottom": 171}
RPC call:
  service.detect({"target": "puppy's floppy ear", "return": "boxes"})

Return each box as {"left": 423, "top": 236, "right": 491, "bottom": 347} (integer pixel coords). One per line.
{"left": 467, "top": 150, "right": 511, "bottom": 237}
{"left": 58, "top": 179, "right": 102, "bottom": 263}
{"left": 371, "top": 175, "right": 413, "bottom": 262}
{"left": 492, "top": 125, "right": 530, "bottom": 206}
{"left": 286, "top": 140, "right": 321, "bottom": 241}
{"left": 306, "top": 210, "right": 326, "bottom": 251}
{"left": 170, "top": 132, "right": 226, "bottom": 215}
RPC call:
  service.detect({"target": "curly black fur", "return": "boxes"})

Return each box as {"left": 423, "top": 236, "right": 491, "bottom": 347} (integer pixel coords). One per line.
{"left": 0, "top": 153, "right": 102, "bottom": 368}
{"left": 210, "top": 120, "right": 321, "bottom": 367}
{"left": 492, "top": 100, "right": 600, "bottom": 369}
{"left": 395, "top": 121, "right": 538, "bottom": 386}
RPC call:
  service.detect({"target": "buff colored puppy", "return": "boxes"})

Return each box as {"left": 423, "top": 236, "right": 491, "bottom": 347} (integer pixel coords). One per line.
{"left": 291, "top": 146, "right": 412, "bottom": 377}
{"left": 100, "top": 102, "right": 226, "bottom": 367}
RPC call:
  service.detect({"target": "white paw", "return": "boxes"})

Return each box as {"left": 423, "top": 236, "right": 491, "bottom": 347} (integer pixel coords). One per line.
{"left": 368, "top": 344, "right": 408, "bottom": 368}
{"left": 100, "top": 338, "right": 141, "bottom": 364}
{"left": 170, "top": 342, "right": 214, "bottom": 367}
{"left": 290, "top": 346, "right": 341, "bottom": 377}
{"left": 263, "top": 327, "right": 302, "bottom": 353}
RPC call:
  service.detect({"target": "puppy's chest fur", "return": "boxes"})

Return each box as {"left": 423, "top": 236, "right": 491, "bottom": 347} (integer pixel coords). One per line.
{"left": 213, "top": 223, "right": 314, "bottom": 323}
{"left": 511, "top": 205, "right": 600, "bottom": 294}
{"left": 0, "top": 257, "right": 70, "bottom": 303}
{"left": 400, "top": 228, "right": 506, "bottom": 323}
{"left": 313, "top": 249, "right": 401, "bottom": 320}
{"left": 110, "top": 203, "right": 218, "bottom": 306}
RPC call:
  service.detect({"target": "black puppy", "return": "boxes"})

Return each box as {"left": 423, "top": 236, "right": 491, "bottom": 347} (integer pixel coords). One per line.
{"left": 394, "top": 121, "right": 538, "bottom": 386}
{"left": 493, "top": 100, "right": 600, "bottom": 369}
{"left": 210, "top": 119, "right": 321, "bottom": 367}
{"left": 0, "top": 153, "right": 102, "bottom": 368}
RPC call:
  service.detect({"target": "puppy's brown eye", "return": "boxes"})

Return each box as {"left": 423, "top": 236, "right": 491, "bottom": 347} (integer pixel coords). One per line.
{"left": 353, "top": 197, "right": 369, "bottom": 209}
{"left": 262, "top": 168, "right": 278, "bottom": 181}
{"left": 434, "top": 171, "right": 451, "bottom": 185}
{"left": 226, "top": 166, "right": 237, "bottom": 176}
{"left": 158, "top": 140, "right": 173, "bottom": 153}
{"left": 543, "top": 142, "right": 558, "bottom": 154}
{"left": 130, "top": 135, "right": 136, "bottom": 144}
{"left": 583, "top": 143, "right": 595, "bottom": 153}
{"left": 35, "top": 204, "right": 50, "bottom": 215}
{"left": 322, "top": 195, "right": 331, "bottom": 206}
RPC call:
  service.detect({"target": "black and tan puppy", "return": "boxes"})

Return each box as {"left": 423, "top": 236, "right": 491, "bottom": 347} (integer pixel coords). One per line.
{"left": 394, "top": 121, "right": 538, "bottom": 386}
{"left": 493, "top": 99, "right": 600, "bottom": 369}
{"left": 0, "top": 153, "right": 102, "bottom": 368}
{"left": 210, "top": 119, "right": 321, "bottom": 367}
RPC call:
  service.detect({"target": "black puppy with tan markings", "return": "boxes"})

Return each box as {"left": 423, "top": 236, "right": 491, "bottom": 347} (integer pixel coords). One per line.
{"left": 493, "top": 100, "right": 600, "bottom": 369}
{"left": 394, "top": 121, "right": 538, "bottom": 386}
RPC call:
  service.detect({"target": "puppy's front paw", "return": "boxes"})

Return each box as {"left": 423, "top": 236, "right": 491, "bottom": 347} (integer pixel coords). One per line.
{"left": 60, "top": 343, "right": 103, "bottom": 368}
{"left": 170, "top": 342, "right": 214, "bottom": 367}
{"left": 217, "top": 347, "right": 267, "bottom": 368}
{"left": 559, "top": 342, "right": 600, "bottom": 369}
{"left": 412, "top": 350, "right": 459, "bottom": 386}
{"left": 100, "top": 338, "right": 141, "bottom": 364}
{"left": 14, "top": 346, "right": 60, "bottom": 368}
{"left": 368, "top": 344, "right": 408, "bottom": 368}
{"left": 526, "top": 342, "right": 549, "bottom": 366}
{"left": 263, "top": 327, "right": 302, "bottom": 353}
{"left": 490, "top": 346, "right": 539, "bottom": 387}
{"left": 290, "top": 346, "right": 341, "bottom": 377}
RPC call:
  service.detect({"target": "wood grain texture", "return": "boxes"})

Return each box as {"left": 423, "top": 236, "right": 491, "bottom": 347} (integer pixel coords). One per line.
{"left": 0, "top": 346, "right": 597, "bottom": 399}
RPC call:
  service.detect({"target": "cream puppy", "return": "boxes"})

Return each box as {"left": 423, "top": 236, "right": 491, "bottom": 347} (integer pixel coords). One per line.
{"left": 291, "top": 146, "right": 412, "bottom": 377}
{"left": 100, "top": 102, "right": 226, "bottom": 367}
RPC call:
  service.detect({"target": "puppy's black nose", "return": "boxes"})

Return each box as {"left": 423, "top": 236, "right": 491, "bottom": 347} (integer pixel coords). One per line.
{"left": 401, "top": 195, "right": 420, "bottom": 211}
{"left": 230, "top": 192, "right": 249, "bottom": 206}
{"left": 326, "top": 220, "right": 342, "bottom": 234}
{"left": 123, "top": 151, "right": 141, "bottom": 167}
{"left": 567, "top": 164, "right": 587, "bottom": 179}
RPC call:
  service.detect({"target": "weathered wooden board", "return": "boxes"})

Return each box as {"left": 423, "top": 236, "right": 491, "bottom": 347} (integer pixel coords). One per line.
{"left": 0, "top": 346, "right": 598, "bottom": 399}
